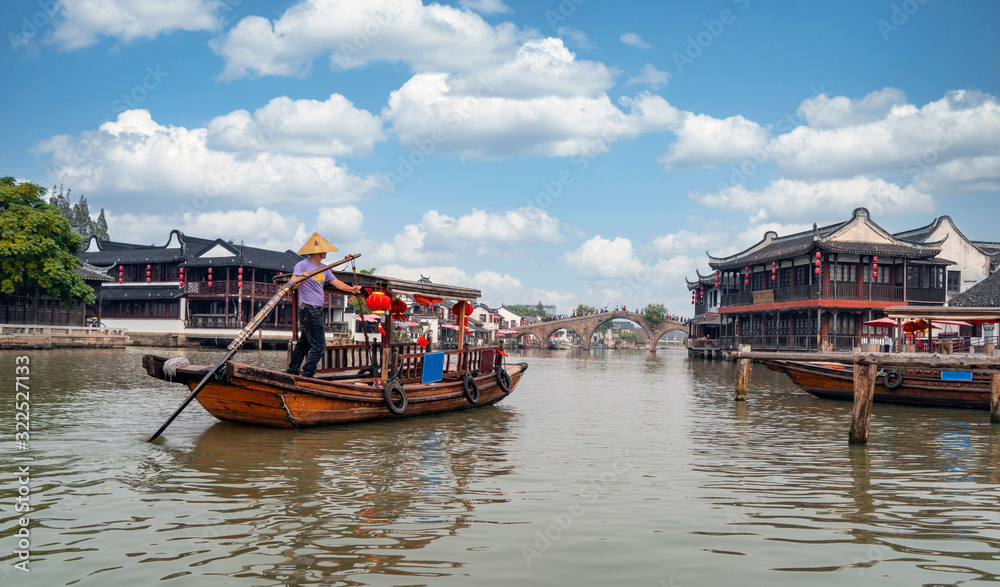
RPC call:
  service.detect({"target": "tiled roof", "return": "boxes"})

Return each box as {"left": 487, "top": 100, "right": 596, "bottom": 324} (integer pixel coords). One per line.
{"left": 79, "top": 232, "right": 301, "bottom": 272}
{"left": 75, "top": 263, "right": 114, "bottom": 282}
{"left": 948, "top": 271, "right": 1000, "bottom": 308}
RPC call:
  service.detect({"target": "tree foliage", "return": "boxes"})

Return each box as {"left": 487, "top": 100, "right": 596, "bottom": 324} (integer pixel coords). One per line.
{"left": 1, "top": 177, "right": 95, "bottom": 305}
{"left": 504, "top": 304, "right": 540, "bottom": 318}
{"left": 641, "top": 303, "right": 668, "bottom": 329}
{"left": 573, "top": 303, "right": 595, "bottom": 315}
{"left": 48, "top": 184, "right": 109, "bottom": 240}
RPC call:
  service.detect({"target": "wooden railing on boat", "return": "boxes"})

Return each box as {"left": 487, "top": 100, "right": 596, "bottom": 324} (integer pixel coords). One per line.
{"left": 308, "top": 342, "right": 502, "bottom": 379}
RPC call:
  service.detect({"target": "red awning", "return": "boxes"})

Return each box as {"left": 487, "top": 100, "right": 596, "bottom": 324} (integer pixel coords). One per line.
{"left": 863, "top": 318, "right": 897, "bottom": 328}
{"left": 441, "top": 324, "right": 459, "bottom": 330}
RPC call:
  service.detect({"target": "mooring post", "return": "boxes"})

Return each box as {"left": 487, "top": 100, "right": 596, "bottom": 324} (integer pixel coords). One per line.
{"left": 734, "top": 344, "right": 752, "bottom": 401}
{"left": 991, "top": 349, "right": 1000, "bottom": 424}
{"left": 849, "top": 347, "right": 878, "bottom": 445}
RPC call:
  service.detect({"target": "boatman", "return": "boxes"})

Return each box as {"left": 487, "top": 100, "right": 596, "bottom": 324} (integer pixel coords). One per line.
{"left": 286, "top": 232, "right": 363, "bottom": 378}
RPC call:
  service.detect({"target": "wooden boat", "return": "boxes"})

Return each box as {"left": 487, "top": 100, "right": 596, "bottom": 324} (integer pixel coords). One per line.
{"left": 143, "top": 267, "right": 528, "bottom": 428}
{"left": 764, "top": 360, "right": 992, "bottom": 409}
{"left": 143, "top": 344, "right": 527, "bottom": 427}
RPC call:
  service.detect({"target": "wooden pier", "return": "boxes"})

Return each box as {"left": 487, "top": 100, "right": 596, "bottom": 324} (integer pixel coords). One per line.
{"left": 733, "top": 347, "right": 1000, "bottom": 444}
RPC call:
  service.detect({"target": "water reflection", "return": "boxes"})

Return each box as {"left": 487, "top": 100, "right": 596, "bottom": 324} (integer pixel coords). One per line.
{"left": 139, "top": 408, "right": 518, "bottom": 584}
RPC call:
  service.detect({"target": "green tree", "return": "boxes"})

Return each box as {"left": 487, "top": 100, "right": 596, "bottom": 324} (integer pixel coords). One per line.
{"left": 94, "top": 209, "right": 109, "bottom": 240}
{"left": 503, "top": 304, "right": 536, "bottom": 317}
{"left": 573, "top": 303, "right": 595, "bottom": 315}
{"left": 535, "top": 301, "right": 547, "bottom": 317}
{"left": 1, "top": 177, "right": 95, "bottom": 306}
{"left": 618, "top": 329, "right": 640, "bottom": 344}
{"left": 641, "top": 303, "right": 667, "bottom": 329}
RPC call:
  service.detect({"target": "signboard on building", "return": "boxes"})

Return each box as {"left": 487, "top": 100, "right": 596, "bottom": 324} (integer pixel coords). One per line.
{"left": 753, "top": 290, "right": 774, "bottom": 304}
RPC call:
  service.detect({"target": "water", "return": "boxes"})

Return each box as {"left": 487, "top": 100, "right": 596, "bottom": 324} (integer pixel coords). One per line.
{"left": 2, "top": 347, "right": 1000, "bottom": 586}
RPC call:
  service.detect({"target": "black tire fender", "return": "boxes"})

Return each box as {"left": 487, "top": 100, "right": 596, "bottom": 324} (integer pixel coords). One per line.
{"left": 462, "top": 373, "right": 480, "bottom": 404}
{"left": 883, "top": 369, "right": 903, "bottom": 390}
{"left": 496, "top": 368, "right": 512, "bottom": 394}
{"left": 384, "top": 380, "right": 407, "bottom": 414}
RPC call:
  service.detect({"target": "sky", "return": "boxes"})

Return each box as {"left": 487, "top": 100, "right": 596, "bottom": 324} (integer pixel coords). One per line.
{"left": 2, "top": 0, "right": 998, "bottom": 316}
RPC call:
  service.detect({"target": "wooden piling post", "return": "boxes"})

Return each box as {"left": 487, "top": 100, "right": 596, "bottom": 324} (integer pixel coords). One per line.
{"left": 849, "top": 347, "right": 878, "bottom": 445}
{"left": 734, "top": 344, "right": 751, "bottom": 401}
{"left": 985, "top": 342, "right": 996, "bottom": 355}
{"left": 992, "top": 349, "right": 1000, "bottom": 424}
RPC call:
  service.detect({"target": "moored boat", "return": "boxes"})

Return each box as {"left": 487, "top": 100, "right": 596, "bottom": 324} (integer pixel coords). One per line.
{"left": 144, "top": 264, "right": 528, "bottom": 429}
{"left": 764, "top": 360, "right": 992, "bottom": 409}
{"left": 143, "top": 345, "right": 527, "bottom": 427}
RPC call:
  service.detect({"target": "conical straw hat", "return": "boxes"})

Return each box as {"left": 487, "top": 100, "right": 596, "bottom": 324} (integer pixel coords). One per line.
{"left": 297, "top": 232, "right": 339, "bottom": 255}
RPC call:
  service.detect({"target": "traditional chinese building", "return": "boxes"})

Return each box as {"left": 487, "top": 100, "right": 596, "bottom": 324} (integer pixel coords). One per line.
{"left": 78, "top": 230, "right": 350, "bottom": 337}
{"left": 688, "top": 208, "right": 955, "bottom": 352}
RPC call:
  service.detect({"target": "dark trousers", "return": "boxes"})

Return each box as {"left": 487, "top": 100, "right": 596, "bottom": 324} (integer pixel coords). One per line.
{"left": 287, "top": 305, "right": 326, "bottom": 377}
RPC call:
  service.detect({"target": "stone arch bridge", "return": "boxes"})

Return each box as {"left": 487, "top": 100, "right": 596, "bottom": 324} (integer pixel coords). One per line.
{"left": 511, "top": 311, "right": 688, "bottom": 351}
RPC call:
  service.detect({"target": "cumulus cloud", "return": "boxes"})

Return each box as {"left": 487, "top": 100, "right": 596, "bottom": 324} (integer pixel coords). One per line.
{"left": 458, "top": 0, "right": 511, "bottom": 14}
{"left": 106, "top": 208, "right": 309, "bottom": 251}
{"left": 206, "top": 94, "right": 385, "bottom": 158}
{"left": 770, "top": 89, "right": 1000, "bottom": 179}
{"left": 691, "top": 176, "right": 936, "bottom": 222}
{"left": 560, "top": 236, "right": 645, "bottom": 278}
{"left": 620, "top": 32, "right": 651, "bottom": 49}
{"left": 557, "top": 27, "right": 592, "bottom": 50}
{"left": 658, "top": 113, "right": 769, "bottom": 169}
{"left": 33, "top": 109, "right": 385, "bottom": 209}
{"left": 317, "top": 206, "right": 365, "bottom": 242}
{"left": 211, "top": 0, "right": 521, "bottom": 79}
{"left": 48, "top": 0, "right": 224, "bottom": 50}
{"left": 912, "top": 155, "right": 1000, "bottom": 195}
{"left": 626, "top": 64, "right": 670, "bottom": 89}
{"left": 798, "top": 87, "right": 908, "bottom": 129}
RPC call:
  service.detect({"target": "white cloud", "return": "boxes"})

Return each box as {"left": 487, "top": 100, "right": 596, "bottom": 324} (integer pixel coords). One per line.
{"left": 206, "top": 94, "right": 385, "bottom": 158}
{"left": 106, "top": 208, "right": 308, "bottom": 251}
{"left": 691, "top": 176, "right": 936, "bottom": 222}
{"left": 458, "top": 0, "right": 511, "bottom": 15}
{"left": 798, "top": 87, "right": 907, "bottom": 129}
{"left": 211, "top": 0, "right": 522, "bottom": 80}
{"left": 648, "top": 229, "right": 719, "bottom": 257}
{"left": 626, "top": 64, "right": 670, "bottom": 89}
{"left": 316, "top": 206, "right": 365, "bottom": 242}
{"left": 770, "top": 89, "right": 1000, "bottom": 180}
{"left": 560, "top": 236, "right": 645, "bottom": 278}
{"left": 658, "top": 113, "right": 769, "bottom": 169}
{"left": 34, "top": 109, "right": 385, "bottom": 209}
{"left": 472, "top": 270, "right": 525, "bottom": 304}
{"left": 557, "top": 26, "right": 592, "bottom": 50}
{"left": 912, "top": 155, "right": 1000, "bottom": 195}
{"left": 620, "top": 32, "right": 651, "bottom": 49}
{"left": 48, "top": 0, "right": 223, "bottom": 50}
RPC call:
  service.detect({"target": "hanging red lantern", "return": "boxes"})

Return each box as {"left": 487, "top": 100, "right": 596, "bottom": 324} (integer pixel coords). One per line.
{"left": 238, "top": 267, "right": 243, "bottom": 274}
{"left": 872, "top": 271, "right": 878, "bottom": 278}
{"left": 815, "top": 267, "right": 821, "bottom": 275}
{"left": 118, "top": 278, "right": 123, "bottom": 284}
{"left": 815, "top": 252, "right": 821, "bottom": 259}
{"left": 207, "top": 267, "right": 212, "bottom": 274}
{"left": 390, "top": 298, "right": 407, "bottom": 316}
{"left": 146, "top": 277, "right": 151, "bottom": 283}
{"left": 744, "top": 279, "right": 749, "bottom": 285}
{"left": 452, "top": 301, "right": 473, "bottom": 317}
{"left": 872, "top": 255, "right": 878, "bottom": 263}
{"left": 366, "top": 290, "right": 391, "bottom": 313}
{"left": 146, "top": 264, "right": 151, "bottom": 270}
{"left": 872, "top": 263, "right": 877, "bottom": 271}
{"left": 771, "top": 274, "right": 776, "bottom": 281}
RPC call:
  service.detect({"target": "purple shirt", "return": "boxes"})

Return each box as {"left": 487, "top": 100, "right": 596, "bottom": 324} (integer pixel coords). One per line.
{"left": 294, "top": 258, "right": 335, "bottom": 307}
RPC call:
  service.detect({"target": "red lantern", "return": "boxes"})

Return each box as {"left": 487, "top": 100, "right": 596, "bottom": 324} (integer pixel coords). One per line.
{"left": 146, "top": 264, "right": 151, "bottom": 270}
{"left": 179, "top": 280, "right": 184, "bottom": 288}
{"left": 872, "top": 263, "right": 877, "bottom": 270}
{"left": 815, "top": 252, "right": 821, "bottom": 259}
{"left": 146, "top": 277, "right": 151, "bottom": 283}
{"left": 771, "top": 274, "right": 776, "bottom": 281}
{"left": 208, "top": 267, "right": 212, "bottom": 274}
{"left": 390, "top": 298, "right": 407, "bottom": 316}
{"left": 452, "top": 301, "right": 472, "bottom": 317}
{"left": 815, "top": 267, "right": 820, "bottom": 274}
{"left": 118, "top": 278, "right": 123, "bottom": 284}
{"left": 872, "top": 271, "right": 877, "bottom": 278}
{"left": 872, "top": 255, "right": 878, "bottom": 263}
{"left": 744, "top": 279, "right": 749, "bottom": 285}
{"left": 366, "top": 290, "right": 391, "bottom": 313}
{"left": 238, "top": 267, "right": 243, "bottom": 274}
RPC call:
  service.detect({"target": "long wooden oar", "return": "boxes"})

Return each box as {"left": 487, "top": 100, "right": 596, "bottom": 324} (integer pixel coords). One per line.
{"left": 146, "top": 252, "right": 361, "bottom": 442}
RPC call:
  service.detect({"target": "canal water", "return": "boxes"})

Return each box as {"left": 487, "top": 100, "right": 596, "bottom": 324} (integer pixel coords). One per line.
{"left": 2, "top": 347, "right": 1000, "bottom": 586}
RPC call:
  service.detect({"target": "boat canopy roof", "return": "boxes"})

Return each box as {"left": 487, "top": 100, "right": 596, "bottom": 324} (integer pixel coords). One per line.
{"left": 275, "top": 269, "right": 481, "bottom": 301}
{"left": 885, "top": 305, "right": 1000, "bottom": 323}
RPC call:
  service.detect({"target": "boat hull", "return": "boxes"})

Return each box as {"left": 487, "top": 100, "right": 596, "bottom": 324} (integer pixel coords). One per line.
{"left": 144, "top": 355, "right": 527, "bottom": 428}
{"left": 765, "top": 360, "right": 991, "bottom": 409}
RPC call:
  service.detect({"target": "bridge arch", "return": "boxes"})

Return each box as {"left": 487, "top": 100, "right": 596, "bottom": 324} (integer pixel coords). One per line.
{"left": 511, "top": 311, "right": 689, "bottom": 351}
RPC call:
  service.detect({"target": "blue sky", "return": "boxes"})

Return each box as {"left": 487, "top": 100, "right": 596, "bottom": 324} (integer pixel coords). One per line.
{"left": 2, "top": 0, "right": 998, "bottom": 314}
